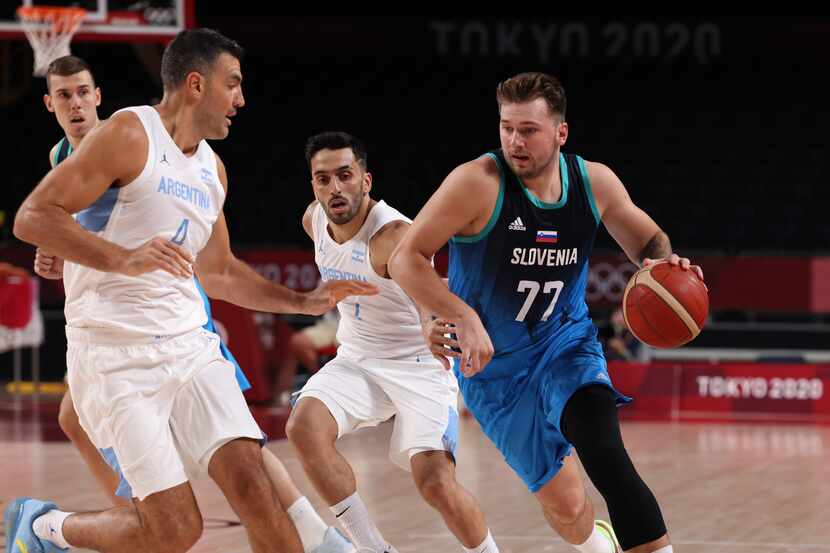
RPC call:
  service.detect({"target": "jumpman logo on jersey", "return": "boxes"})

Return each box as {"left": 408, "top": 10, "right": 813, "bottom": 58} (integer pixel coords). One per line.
{"left": 160, "top": 152, "right": 170, "bottom": 165}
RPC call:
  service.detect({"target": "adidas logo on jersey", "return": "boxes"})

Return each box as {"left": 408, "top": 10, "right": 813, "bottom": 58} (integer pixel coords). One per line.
{"left": 508, "top": 217, "right": 526, "bottom": 231}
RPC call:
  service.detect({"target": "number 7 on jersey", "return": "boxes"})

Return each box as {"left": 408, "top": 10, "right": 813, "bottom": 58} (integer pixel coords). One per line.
{"left": 515, "top": 280, "right": 564, "bottom": 322}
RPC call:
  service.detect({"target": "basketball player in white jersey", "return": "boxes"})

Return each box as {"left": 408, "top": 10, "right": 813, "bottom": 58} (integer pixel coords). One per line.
{"left": 286, "top": 132, "right": 501, "bottom": 553}
{"left": 34, "top": 53, "right": 358, "bottom": 553}
{"left": 9, "top": 29, "right": 375, "bottom": 553}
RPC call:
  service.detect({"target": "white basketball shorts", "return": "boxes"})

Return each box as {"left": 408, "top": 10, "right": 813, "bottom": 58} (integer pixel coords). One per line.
{"left": 66, "top": 326, "right": 263, "bottom": 500}
{"left": 297, "top": 351, "right": 460, "bottom": 470}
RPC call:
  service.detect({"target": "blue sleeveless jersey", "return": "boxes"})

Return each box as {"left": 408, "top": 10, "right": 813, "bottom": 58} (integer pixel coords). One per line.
{"left": 53, "top": 136, "right": 73, "bottom": 165}
{"left": 449, "top": 150, "right": 600, "bottom": 378}
{"left": 447, "top": 150, "right": 629, "bottom": 492}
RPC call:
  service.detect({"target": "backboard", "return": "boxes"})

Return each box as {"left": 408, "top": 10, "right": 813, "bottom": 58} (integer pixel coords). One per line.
{"left": 0, "top": 0, "right": 194, "bottom": 43}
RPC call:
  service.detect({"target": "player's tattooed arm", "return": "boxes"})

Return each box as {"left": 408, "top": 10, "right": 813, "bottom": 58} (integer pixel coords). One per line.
{"left": 586, "top": 160, "right": 703, "bottom": 279}
{"left": 638, "top": 231, "right": 672, "bottom": 267}
{"left": 586, "top": 160, "right": 666, "bottom": 266}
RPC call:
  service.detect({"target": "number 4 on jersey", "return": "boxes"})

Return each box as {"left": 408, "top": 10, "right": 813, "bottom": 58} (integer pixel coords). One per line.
{"left": 172, "top": 218, "right": 190, "bottom": 245}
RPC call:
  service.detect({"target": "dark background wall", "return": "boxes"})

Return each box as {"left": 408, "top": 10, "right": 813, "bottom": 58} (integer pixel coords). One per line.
{"left": 2, "top": 16, "right": 828, "bottom": 254}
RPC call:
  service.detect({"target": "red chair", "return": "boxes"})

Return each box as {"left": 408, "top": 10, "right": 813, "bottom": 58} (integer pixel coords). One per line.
{"left": 0, "top": 266, "right": 41, "bottom": 396}
{"left": 0, "top": 270, "right": 34, "bottom": 330}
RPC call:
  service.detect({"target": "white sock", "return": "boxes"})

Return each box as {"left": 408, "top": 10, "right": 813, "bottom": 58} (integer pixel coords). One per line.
{"left": 463, "top": 529, "right": 499, "bottom": 553}
{"left": 653, "top": 547, "right": 673, "bottom": 553}
{"left": 32, "top": 509, "right": 72, "bottom": 549}
{"left": 330, "top": 492, "right": 387, "bottom": 550}
{"left": 287, "top": 496, "right": 328, "bottom": 553}
{"left": 574, "top": 524, "right": 615, "bottom": 553}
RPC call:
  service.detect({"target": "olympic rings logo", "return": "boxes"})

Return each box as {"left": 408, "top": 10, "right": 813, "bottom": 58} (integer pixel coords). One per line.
{"left": 585, "top": 261, "right": 638, "bottom": 303}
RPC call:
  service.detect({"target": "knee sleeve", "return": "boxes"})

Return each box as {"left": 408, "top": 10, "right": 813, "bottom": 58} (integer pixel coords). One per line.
{"left": 561, "top": 385, "right": 667, "bottom": 550}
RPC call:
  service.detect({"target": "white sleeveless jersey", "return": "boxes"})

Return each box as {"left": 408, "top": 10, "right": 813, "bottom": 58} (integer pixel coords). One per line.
{"left": 313, "top": 200, "right": 430, "bottom": 360}
{"left": 63, "top": 105, "right": 224, "bottom": 338}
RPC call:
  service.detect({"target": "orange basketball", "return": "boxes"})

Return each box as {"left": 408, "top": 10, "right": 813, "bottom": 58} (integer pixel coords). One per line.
{"left": 622, "top": 261, "right": 709, "bottom": 349}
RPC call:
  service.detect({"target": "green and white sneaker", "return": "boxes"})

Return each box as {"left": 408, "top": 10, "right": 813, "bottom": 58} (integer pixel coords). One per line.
{"left": 595, "top": 520, "right": 621, "bottom": 553}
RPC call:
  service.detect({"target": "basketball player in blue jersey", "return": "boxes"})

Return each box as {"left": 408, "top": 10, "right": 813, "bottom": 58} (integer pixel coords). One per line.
{"left": 390, "top": 72, "right": 704, "bottom": 553}
{"left": 9, "top": 29, "right": 376, "bottom": 553}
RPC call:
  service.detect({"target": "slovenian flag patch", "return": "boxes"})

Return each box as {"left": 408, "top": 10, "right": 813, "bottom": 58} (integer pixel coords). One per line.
{"left": 536, "top": 230, "right": 558, "bottom": 243}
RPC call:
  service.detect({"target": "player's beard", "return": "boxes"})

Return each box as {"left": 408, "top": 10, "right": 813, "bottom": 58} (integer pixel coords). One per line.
{"left": 195, "top": 98, "right": 229, "bottom": 140}
{"left": 324, "top": 191, "right": 363, "bottom": 225}
{"left": 510, "top": 149, "right": 558, "bottom": 180}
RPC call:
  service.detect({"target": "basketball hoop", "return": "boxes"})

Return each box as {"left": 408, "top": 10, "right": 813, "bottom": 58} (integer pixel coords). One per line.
{"left": 16, "top": 6, "right": 86, "bottom": 77}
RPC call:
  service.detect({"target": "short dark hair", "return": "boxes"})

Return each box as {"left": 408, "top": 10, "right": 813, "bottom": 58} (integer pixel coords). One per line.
{"left": 160, "top": 28, "right": 244, "bottom": 91}
{"left": 305, "top": 132, "right": 368, "bottom": 170}
{"left": 45, "top": 55, "right": 95, "bottom": 92}
{"left": 496, "top": 72, "right": 567, "bottom": 119}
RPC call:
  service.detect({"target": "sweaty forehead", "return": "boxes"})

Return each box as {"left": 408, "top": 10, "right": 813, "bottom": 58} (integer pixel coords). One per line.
{"left": 311, "top": 148, "right": 357, "bottom": 174}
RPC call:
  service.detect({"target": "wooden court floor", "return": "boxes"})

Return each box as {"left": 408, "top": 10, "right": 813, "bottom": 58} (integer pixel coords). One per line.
{"left": 2, "top": 412, "right": 829, "bottom": 552}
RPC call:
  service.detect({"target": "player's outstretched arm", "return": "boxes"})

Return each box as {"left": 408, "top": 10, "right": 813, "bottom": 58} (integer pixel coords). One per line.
{"left": 14, "top": 112, "right": 193, "bottom": 278}
{"left": 588, "top": 160, "right": 704, "bottom": 280}
{"left": 388, "top": 159, "right": 497, "bottom": 376}
{"left": 388, "top": 161, "right": 491, "bottom": 320}
{"left": 370, "top": 220, "right": 459, "bottom": 369}
{"left": 195, "top": 158, "right": 377, "bottom": 316}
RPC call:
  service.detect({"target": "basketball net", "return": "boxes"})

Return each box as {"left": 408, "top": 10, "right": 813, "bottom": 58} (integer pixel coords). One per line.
{"left": 17, "top": 6, "right": 86, "bottom": 77}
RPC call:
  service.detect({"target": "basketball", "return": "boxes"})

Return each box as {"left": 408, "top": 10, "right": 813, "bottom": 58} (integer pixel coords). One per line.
{"left": 622, "top": 261, "right": 709, "bottom": 349}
